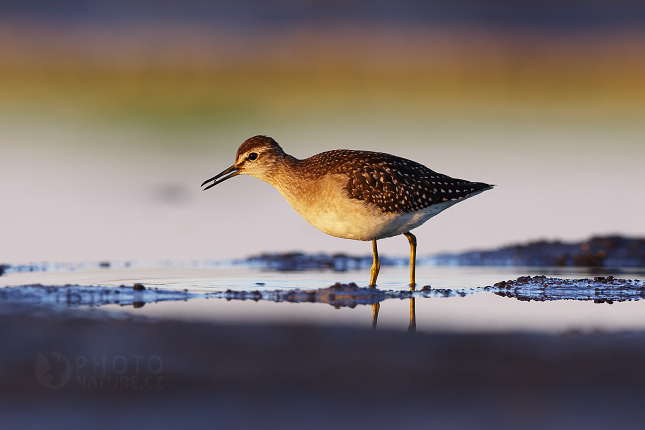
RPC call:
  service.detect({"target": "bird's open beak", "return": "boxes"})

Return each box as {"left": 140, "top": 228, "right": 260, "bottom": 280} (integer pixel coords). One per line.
{"left": 201, "top": 165, "right": 240, "bottom": 191}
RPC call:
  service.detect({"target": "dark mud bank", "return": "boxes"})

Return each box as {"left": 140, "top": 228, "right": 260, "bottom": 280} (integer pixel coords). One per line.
{"left": 487, "top": 275, "right": 645, "bottom": 302}
{"left": 0, "top": 284, "right": 214, "bottom": 312}
{"left": 245, "top": 235, "right": 645, "bottom": 270}
{"left": 433, "top": 235, "right": 645, "bottom": 267}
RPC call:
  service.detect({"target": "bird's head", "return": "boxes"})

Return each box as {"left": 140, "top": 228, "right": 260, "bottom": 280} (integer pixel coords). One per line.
{"left": 201, "top": 135, "right": 286, "bottom": 190}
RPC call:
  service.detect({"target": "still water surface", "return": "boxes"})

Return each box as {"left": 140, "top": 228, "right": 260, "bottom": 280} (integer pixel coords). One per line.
{"left": 3, "top": 264, "right": 645, "bottom": 334}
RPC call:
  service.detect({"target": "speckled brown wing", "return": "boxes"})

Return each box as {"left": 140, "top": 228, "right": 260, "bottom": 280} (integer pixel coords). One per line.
{"left": 308, "top": 150, "right": 492, "bottom": 214}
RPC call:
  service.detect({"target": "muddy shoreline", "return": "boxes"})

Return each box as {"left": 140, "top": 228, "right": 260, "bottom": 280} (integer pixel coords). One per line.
{"left": 1, "top": 274, "right": 643, "bottom": 311}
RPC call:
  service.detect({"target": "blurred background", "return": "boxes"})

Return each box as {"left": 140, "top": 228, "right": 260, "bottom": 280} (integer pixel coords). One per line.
{"left": 1, "top": 0, "right": 644, "bottom": 265}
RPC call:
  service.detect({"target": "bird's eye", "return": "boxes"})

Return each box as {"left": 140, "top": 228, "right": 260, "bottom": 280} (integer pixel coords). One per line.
{"left": 248, "top": 152, "right": 258, "bottom": 161}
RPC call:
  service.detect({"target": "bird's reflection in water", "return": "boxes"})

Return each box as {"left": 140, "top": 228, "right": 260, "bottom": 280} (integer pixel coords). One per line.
{"left": 371, "top": 303, "right": 380, "bottom": 330}
{"left": 371, "top": 286, "right": 416, "bottom": 332}
{"left": 408, "top": 296, "right": 416, "bottom": 333}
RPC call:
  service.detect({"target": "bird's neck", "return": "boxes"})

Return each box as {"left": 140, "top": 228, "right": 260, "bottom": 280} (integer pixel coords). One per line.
{"left": 267, "top": 155, "right": 321, "bottom": 207}
{"left": 257, "top": 153, "right": 294, "bottom": 187}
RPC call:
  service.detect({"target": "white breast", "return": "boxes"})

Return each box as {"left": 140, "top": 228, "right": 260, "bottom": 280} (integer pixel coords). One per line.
{"left": 274, "top": 173, "right": 458, "bottom": 241}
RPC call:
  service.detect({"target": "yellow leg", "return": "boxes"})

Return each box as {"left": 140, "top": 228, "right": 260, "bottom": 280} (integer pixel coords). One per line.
{"left": 408, "top": 297, "right": 416, "bottom": 333}
{"left": 371, "top": 302, "right": 380, "bottom": 330}
{"left": 369, "top": 239, "right": 380, "bottom": 287}
{"left": 404, "top": 232, "right": 417, "bottom": 287}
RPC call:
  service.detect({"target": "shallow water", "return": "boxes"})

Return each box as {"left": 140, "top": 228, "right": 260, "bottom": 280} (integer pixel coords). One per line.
{"left": 3, "top": 264, "right": 644, "bottom": 333}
